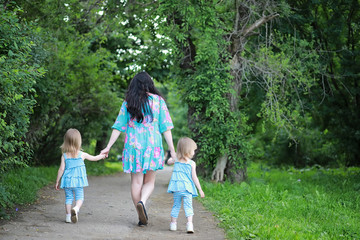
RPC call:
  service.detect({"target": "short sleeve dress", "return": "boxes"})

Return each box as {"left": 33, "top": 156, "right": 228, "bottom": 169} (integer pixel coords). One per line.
{"left": 112, "top": 93, "right": 174, "bottom": 173}
{"left": 60, "top": 151, "right": 89, "bottom": 189}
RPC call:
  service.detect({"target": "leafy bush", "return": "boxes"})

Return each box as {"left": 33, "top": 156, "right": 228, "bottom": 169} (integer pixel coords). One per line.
{"left": 0, "top": 6, "right": 45, "bottom": 173}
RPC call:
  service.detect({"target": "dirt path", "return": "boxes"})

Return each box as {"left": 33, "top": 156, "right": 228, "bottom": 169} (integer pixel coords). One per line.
{"left": 0, "top": 166, "right": 225, "bottom": 240}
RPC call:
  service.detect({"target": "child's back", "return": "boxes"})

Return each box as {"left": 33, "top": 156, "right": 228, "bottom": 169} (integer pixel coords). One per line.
{"left": 61, "top": 151, "right": 88, "bottom": 189}
{"left": 167, "top": 160, "right": 198, "bottom": 197}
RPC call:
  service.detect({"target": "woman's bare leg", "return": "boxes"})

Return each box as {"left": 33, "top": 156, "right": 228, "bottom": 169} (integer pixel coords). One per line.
{"left": 140, "top": 170, "right": 156, "bottom": 205}
{"left": 131, "top": 172, "right": 144, "bottom": 206}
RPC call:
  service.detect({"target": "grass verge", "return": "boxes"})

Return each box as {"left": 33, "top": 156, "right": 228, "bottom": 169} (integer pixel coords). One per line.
{"left": 0, "top": 160, "right": 122, "bottom": 220}
{"left": 199, "top": 163, "right": 360, "bottom": 239}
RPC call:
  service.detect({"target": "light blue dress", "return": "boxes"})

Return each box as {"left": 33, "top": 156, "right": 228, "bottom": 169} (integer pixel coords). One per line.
{"left": 167, "top": 160, "right": 198, "bottom": 197}
{"left": 112, "top": 94, "right": 174, "bottom": 174}
{"left": 60, "top": 151, "right": 88, "bottom": 188}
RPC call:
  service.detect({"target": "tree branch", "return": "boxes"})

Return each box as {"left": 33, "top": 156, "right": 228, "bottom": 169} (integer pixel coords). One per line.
{"left": 242, "top": 13, "right": 279, "bottom": 38}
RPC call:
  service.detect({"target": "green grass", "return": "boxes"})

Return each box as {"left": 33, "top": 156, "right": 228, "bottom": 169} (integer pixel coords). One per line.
{"left": 199, "top": 163, "right": 360, "bottom": 240}
{"left": 0, "top": 160, "right": 122, "bottom": 219}
{"left": 86, "top": 160, "right": 123, "bottom": 175}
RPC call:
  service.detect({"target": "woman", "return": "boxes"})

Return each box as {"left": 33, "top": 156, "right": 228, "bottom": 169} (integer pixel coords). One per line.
{"left": 101, "top": 71, "right": 176, "bottom": 226}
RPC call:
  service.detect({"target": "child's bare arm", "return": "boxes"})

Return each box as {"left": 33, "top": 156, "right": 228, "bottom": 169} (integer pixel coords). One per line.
{"left": 82, "top": 152, "right": 106, "bottom": 161}
{"left": 191, "top": 161, "right": 205, "bottom": 198}
{"left": 55, "top": 156, "right": 65, "bottom": 190}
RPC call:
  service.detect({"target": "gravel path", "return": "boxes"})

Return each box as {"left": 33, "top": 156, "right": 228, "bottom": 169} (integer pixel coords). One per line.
{"left": 0, "top": 166, "right": 225, "bottom": 240}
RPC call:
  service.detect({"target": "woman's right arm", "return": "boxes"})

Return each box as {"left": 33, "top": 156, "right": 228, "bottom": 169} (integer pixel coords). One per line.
{"left": 101, "top": 129, "right": 121, "bottom": 157}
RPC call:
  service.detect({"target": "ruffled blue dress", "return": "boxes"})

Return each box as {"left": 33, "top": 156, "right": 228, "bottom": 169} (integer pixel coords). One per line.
{"left": 167, "top": 160, "right": 198, "bottom": 197}
{"left": 60, "top": 151, "right": 88, "bottom": 189}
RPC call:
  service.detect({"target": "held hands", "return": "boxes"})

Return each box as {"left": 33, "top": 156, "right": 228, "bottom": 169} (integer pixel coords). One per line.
{"left": 100, "top": 147, "right": 110, "bottom": 158}
{"left": 166, "top": 150, "right": 177, "bottom": 165}
{"left": 93, "top": 153, "right": 106, "bottom": 161}
{"left": 167, "top": 157, "right": 175, "bottom": 165}
{"left": 170, "top": 150, "right": 176, "bottom": 160}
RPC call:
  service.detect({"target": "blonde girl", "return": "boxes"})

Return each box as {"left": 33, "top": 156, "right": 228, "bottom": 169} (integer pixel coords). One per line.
{"left": 167, "top": 137, "right": 205, "bottom": 233}
{"left": 55, "top": 128, "right": 105, "bottom": 223}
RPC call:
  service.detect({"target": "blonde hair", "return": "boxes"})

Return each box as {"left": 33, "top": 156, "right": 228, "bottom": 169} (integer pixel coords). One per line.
{"left": 60, "top": 128, "right": 82, "bottom": 155}
{"left": 176, "top": 137, "right": 197, "bottom": 160}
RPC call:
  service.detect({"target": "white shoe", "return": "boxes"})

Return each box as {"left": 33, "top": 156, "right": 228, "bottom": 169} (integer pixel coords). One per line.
{"left": 71, "top": 208, "right": 78, "bottom": 223}
{"left": 186, "top": 222, "right": 194, "bottom": 233}
{"left": 170, "top": 222, "right": 177, "bottom": 231}
{"left": 65, "top": 215, "right": 71, "bottom": 223}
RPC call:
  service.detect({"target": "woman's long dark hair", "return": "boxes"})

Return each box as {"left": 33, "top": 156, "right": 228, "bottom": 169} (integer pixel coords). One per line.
{"left": 125, "top": 71, "right": 164, "bottom": 123}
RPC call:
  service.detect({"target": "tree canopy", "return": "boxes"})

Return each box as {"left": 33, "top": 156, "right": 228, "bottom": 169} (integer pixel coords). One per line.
{"left": 1, "top": 0, "right": 359, "bottom": 181}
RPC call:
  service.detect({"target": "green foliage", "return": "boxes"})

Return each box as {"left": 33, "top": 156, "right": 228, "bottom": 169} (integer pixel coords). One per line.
{"left": 199, "top": 163, "right": 360, "bottom": 239}
{"left": 2, "top": 0, "right": 358, "bottom": 176}
{"left": 10, "top": 0, "right": 123, "bottom": 165}
{"left": 85, "top": 161, "right": 122, "bottom": 176}
{"left": 253, "top": 33, "right": 321, "bottom": 135}
{"left": 242, "top": 30, "right": 330, "bottom": 166}
{"left": 0, "top": 6, "right": 45, "bottom": 172}
{"left": 31, "top": 36, "right": 120, "bottom": 164}
{"left": 255, "top": 118, "right": 341, "bottom": 167}
{"left": 157, "top": 1, "right": 253, "bottom": 175}
{"left": 268, "top": 0, "right": 360, "bottom": 166}
{"left": 12, "top": 0, "right": 176, "bottom": 165}
{"left": 159, "top": 82, "right": 190, "bottom": 146}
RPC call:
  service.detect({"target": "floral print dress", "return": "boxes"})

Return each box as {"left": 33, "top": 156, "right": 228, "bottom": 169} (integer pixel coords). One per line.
{"left": 112, "top": 93, "right": 174, "bottom": 173}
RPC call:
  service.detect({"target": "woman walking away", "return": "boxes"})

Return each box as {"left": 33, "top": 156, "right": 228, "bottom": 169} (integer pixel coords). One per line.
{"left": 101, "top": 71, "right": 176, "bottom": 226}
{"left": 167, "top": 137, "right": 205, "bottom": 233}
{"left": 55, "top": 128, "right": 106, "bottom": 223}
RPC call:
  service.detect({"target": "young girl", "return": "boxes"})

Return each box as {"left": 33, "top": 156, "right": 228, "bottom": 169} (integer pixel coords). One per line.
{"left": 167, "top": 137, "right": 205, "bottom": 233}
{"left": 55, "top": 128, "right": 106, "bottom": 223}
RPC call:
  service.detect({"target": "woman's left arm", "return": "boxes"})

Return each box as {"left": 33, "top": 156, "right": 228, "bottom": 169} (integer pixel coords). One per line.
{"left": 163, "top": 130, "right": 176, "bottom": 159}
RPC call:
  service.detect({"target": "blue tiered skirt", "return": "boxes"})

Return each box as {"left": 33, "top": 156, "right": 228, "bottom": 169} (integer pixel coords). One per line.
{"left": 60, "top": 153, "right": 88, "bottom": 188}
{"left": 167, "top": 161, "right": 198, "bottom": 197}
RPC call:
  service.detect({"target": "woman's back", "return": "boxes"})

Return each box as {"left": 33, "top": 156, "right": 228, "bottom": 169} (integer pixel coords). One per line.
{"left": 112, "top": 93, "right": 174, "bottom": 173}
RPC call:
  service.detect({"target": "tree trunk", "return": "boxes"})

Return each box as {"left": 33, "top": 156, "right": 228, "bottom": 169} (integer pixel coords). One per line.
{"left": 226, "top": 160, "right": 248, "bottom": 182}
{"left": 211, "top": 2, "right": 279, "bottom": 182}
{"left": 211, "top": 154, "right": 228, "bottom": 182}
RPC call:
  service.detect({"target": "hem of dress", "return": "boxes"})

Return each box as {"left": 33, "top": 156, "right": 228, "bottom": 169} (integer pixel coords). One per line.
{"left": 60, "top": 185, "right": 88, "bottom": 189}
{"left": 124, "top": 166, "right": 163, "bottom": 174}
{"left": 160, "top": 126, "right": 174, "bottom": 134}
{"left": 167, "top": 190, "right": 198, "bottom": 198}
{"left": 111, "top": 126, "right": 126, "bottom": 132}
